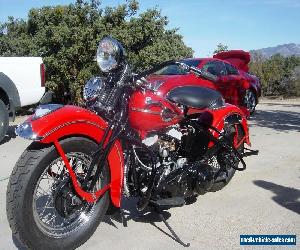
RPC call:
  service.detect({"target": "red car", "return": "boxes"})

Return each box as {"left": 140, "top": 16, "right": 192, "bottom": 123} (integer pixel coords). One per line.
{"left": 147, "top": 50, "right": 261, "bottom": 115}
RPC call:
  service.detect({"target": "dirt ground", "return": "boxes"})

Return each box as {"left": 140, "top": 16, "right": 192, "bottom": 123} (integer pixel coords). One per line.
{"left": 0, "top": 99, "right": 299, "bottom": 250}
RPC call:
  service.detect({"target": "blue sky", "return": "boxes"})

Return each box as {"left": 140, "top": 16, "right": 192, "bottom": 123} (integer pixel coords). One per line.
{"left": 0, "top": 0, "right": 299, "bottom": 56}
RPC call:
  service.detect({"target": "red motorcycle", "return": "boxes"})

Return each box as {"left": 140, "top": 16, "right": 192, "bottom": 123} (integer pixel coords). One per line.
{"left": 6, "top": 37, "right": 258, "bottom": 249}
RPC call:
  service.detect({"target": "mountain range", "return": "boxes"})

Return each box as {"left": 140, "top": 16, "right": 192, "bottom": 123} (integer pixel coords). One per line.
{"left": 250, "top": 43, "right": 300, "bottom": 58}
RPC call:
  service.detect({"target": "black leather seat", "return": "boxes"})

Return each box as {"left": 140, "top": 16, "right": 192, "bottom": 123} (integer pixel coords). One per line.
{"left": 166, "top": 86, "right": 224, "bottom": 110}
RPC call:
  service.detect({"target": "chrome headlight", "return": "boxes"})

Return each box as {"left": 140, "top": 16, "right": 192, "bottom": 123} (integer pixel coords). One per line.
{"left": 32, "top": 104, "right": 63, "bottom": 120}
{"left": 83, "top": 77, "right": 104, "bottom": 102}
{"left": 96, "top": 36, "right": 125, "bottom": 72}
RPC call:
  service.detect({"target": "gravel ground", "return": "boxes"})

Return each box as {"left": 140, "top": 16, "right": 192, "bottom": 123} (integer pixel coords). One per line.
{"left": 0, "top": 100, "right": 299, "bottom": 250}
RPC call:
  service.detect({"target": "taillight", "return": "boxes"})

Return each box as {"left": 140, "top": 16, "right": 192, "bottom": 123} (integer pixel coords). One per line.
{"left": 40, "top": 63, "right": 45, "bottom": 87}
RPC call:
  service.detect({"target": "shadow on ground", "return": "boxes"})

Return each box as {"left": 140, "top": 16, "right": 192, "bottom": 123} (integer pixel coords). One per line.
{"left": 12, "top": 196, "right": 178, "bottom": 249}
{"left": 254, "top": 180, "right": 300, "bottom": 215}
{"left": 102, "top": 196, "right": 188, "bottom": 244}
{"left": 0, "top": 125, "right": 17, "bottom": 145}
{"left": 261, "top": 102, "right": 300, "bottom": 108}
{"left": 250, "top": 109, "right": 300, "bottom": 132}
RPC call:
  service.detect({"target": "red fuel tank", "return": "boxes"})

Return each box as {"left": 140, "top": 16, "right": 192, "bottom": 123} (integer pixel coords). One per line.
{"left": 128, "top": 89, "right": 183, "bottom": 135}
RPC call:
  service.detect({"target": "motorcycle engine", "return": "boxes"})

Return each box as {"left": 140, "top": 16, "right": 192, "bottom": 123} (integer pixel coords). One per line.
{"left": 139, "top": 126, "right": 187, "bottom": 172}
{"left": 133, "top": 124, "right": 215, "bottom": 199}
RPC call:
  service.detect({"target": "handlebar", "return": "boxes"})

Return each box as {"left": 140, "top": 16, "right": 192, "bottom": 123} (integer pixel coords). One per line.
{"left": 133, "top": 60, "right": 218, "bottom": 85}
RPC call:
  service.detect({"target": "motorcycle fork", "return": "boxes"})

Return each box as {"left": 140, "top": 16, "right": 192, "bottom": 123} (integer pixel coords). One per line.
{"left": 53, "top": 115, "right": 124, "bottom": 202}
{"left": 53, "top": 140, "right": 111, "bottom": 203}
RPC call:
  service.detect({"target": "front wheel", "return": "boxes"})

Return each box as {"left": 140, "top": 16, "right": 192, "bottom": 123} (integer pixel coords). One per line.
{"left": 6, "top": 137, "right": 110, "bottom": 250}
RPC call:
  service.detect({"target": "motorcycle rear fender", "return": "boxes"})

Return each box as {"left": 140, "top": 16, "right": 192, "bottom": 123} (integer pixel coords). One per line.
{"left": 17, "top": 105, "right": 124, "bottom": 207}
{"left": 199, "top": 104, "right": 251, "bottom": 146}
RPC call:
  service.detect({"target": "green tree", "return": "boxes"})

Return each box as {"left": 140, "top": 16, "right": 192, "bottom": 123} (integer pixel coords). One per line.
{"left": 213, "top": 43, "right": 228, "bottom": 54}
{"left": 0, "top": 0, "right": 193, "bottom": 103}
{"left": 249, "top": 52, "right": 300, "bottom": 96}
{"left": 290, "top": 66, "right": 300, "bottom": 96}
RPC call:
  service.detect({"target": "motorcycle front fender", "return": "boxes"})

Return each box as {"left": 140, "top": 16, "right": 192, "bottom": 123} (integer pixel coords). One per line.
{"left": 16, "top": 105, "right": 124, "bottom": 207}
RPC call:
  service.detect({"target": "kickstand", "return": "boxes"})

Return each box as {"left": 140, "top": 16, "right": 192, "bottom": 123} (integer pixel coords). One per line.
{"left": 119, "top": 208, "right": 127, "bottom": 227}
{"left": 154, "top": 207, "right": 190, "bottom": 247}
{"left": 243, "top": 147, "right": 259, "bottom": 157}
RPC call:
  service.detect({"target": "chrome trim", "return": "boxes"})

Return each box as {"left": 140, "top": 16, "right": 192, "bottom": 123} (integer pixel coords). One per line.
{"left": 131, "top": 107, "right": 181, "bottom": 122}
{"left": 16, "top": 120, "right": 106, "bottom": 141}
{"left": 210, "top": 104, "right": 226, "bottom": 110}
{"left": 42, "top": 120, "right": 106, "bottom": 138}
{"left": 15, "top": 122, "right": 43, "bottom": 140}
{"left": 123, "top": 156, "right": 130, "bottom": 197}
{"left": 131, "top": 107, "right": 161, "bottom": 115}
{"left": 133, "top": 146, "right": 152, "bottom": 171}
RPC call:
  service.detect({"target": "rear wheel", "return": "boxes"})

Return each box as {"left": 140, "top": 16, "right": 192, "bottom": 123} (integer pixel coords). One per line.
{"left": 0, "top": 99, "right": 9, "bottom": 142}
{"left": 6, "top": 137, "right": 109, "bottom": 250}
{"left": 210, "top": 124, "right": 244, "bottom": 192}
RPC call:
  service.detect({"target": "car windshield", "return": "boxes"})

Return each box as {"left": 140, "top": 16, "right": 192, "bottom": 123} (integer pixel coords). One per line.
{"left": 154, "top": 59, "right": 201, "bottom": 75}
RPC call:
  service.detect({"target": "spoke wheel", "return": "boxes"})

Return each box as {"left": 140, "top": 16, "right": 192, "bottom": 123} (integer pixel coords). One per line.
{"left": 7, "top": 137, "right": 110, "bottom": 250}
{"left": 32, "top": 152, "right": 102, "bottom": 238}
{"left": 209, "top": 124, "right": 244, "bottom": 192}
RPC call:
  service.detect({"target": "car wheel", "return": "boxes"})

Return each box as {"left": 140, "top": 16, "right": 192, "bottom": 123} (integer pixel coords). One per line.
{"left": 244, "top": 90, "right": 257, "bottom": 114}
{"left": 0, "top": 99, "right": 9, "bottom": 142}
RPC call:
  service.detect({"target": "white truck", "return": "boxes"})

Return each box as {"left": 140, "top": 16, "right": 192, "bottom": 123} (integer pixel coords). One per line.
{"left": 0, "top": 57, "right": 46, "bottom": 142}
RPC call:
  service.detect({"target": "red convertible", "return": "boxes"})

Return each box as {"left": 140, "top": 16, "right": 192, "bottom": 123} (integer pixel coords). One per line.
{"left": 147, "top": 50, "right": 261, "bottom": 116}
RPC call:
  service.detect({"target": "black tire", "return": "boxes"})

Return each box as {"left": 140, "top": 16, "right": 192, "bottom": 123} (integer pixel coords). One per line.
{"left": 6, "top": 137, "right": 110, "bottom": 250}
{"left": 244, "top": 89, "right": 257, "bottom": 114}
{"left": 209, "top": 125, "right": 244, "bottom": 192}
{"left": 0, "top": 99, "right": 9, "bottom": 142}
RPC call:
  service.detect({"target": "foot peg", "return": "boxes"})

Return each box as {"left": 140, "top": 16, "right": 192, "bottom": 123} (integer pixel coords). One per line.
{"left": 150, "top": 197, "right": 185, "bottom": 209}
